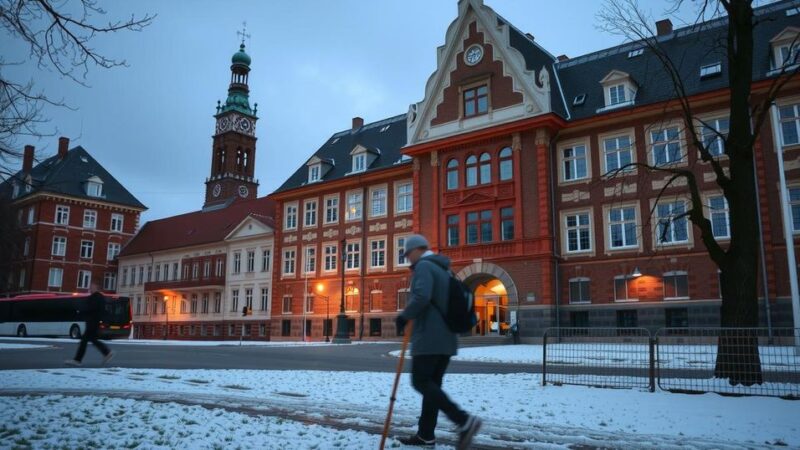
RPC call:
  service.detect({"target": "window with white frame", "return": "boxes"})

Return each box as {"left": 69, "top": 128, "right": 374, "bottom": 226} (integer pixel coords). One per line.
{"left": 214, "top": 293, "right": 222, "bottom": 313}
{"left": 203, "top": 260, "right": 210, "bottom": 278}
{"left": 565, "top": 213, "right": 591, "bottom": 252}
{"left": 346, "top": 191, "right": 362, "bottom": 221}
{"left": 201, "top": 293, "right": 209, "bottom": 314}
{"left": 282, "top": 295, "right": 292, "bottom": 314}
{"left": 603, "top": 136, "right": 632, "bottom": 173}
{"left": 562, "top": 144, "right": 588, "bottom": 181}
{"left": 346, "top": 242, "right": 360, "bottom": 270}
{"left": 245, "top": 288, "right": 253, "bottom": 309}
{"left": 247, "top": 250, "right": 255, "bottom": 272}
{"left": 283, "top": 249, "right": 296, "bottom": 275}
{"left": 325, "top": 195, "right": 339, "bottom": 223}
{"left": 233, "top": 252, "right": 242, "bottom": 274}
{"left": 608, "top": 84, "right": 626, "bottom": 105}
{"left": 614, "top": 275, "right": 637, "bottom": 301}
{"left": 110, "top": 213, "right": 123, "bottom": 232}
{"left": 700, "top": 62, "right": 722, "bottom": 78}
{"left": 48, "top": 267, "right": 63, "bottom": 287}
{"left": 370, "top": 187, "right": 387, "bottom": 217}
{"left": 231, "top": 289, "right": 239, "bottom": 312}
{"left": 308, "top": 164, "right": 321, "bottom": 183}
{"left": 370, "top": 239, "right": 386, "bottom": 269}
{"left": 103, "top": 272, "right": 116, "bottom": 290}
{"left": 609, "top": 207, "right": 638, "bottom": 248}
{"left": 775, "top": 41, "right": 799, "bottom": 68}
{"left": 569, "top": 278, "right": 591, "bottom": 303}
{"left": 305, "top": 294, "right": 314, "bottom": 313}
{"left": 86, "top": 180, "right": 103, "bottom": 197}
{"left": 396, "top": 236, "right": 410, "bottom": 267}
{"left": 139, "top": 266, "right": 144, "bottom": 284}
{"left": 324, "top": 244, "right": 338, "bottom": 272}
{"left": 397, "top": 289, "right": 409, "bottom": 311}
{"left": 650, "top": 127, "right": 683, "bottom": 166}
{"left": 304, "top": 200, "right": 318, "bottom": 227}
{"left": 52, "top": 236, "right": 67, "bottom": 256}
{"left": 214, "top": 259, "right": 223, "bottom": 277}
{"left": 122, "top": 268, "right": 128, "bottom": 287}
{"left": 262, "top": 249, "right": 271, "bottom": 272}
{"left": 779, "top": 103, "right": 800, "bottom": 146}
{"left": 284, "top": 203, "right": 298, "bottom": 230}
{"left": 80, "top": 240, "right": 94, "bottom": 259}
{"left": 656, "top": 200, "right": 689, "bottom": 244}
{"left": 353, "top": 153, "right": 367, "bottom": 173}
{"left": 260, "top": 288, "right": 269, "bottom": 311}
{"left": 304, "top": 246, "right": 316, "bottom": 274}
{"left": 77, "top": 270, "right": 91, "bottom": 289}
{"left": 790, "top": 187, "right": 800, "bottom": 231}
{"left": 663, "top": 271, "right": 689, "bottom": 299}
{"left": 55, "top": 205, "right": 70, "bottom": 225}
{"left": 396, "top": 182, "right": 412, "bottom": 214}
{"left": 11, "top": 182, "right": 19, "bottom": 199}
{"left": 26, "top": 207, "right": 34, "bottom": 225}
{"left": 83, "top": 210, "right": 97, "bottom": 229}
{"left": 700, "top": 117, "right": 729, "bottom": 156}
{"left": 708, "top": 195, "right": 730, "bottom": 238}
{"left": 107, "top": 243, "right": 121, "bottom": 260}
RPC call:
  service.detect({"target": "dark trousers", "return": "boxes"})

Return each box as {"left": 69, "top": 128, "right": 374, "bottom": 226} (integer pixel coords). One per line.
{"left": 411, "top": 355, "right": 468, "bottom": 440}
{"left": 74, "top": 330, "right": 110, "bottom": 362}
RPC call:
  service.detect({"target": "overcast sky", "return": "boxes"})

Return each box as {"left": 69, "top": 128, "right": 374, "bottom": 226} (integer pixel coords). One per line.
{"left": 7, "top": 0, "right": 705, "bottom": 224}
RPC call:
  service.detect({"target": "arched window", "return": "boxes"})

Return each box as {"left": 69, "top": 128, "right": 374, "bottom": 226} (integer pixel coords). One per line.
{"left": 446, "top": 159, "right": 459, "bottom": 190}
{"left": 479, "top": 152, "right": 491, "bottom": 184}
{"left": 216, "top": 149, "right": 225, "bottom": 172}
{"left": 466, "top": 155, "right": 478, "bottom": 187}
{"left": 243, "top": 149, "right": 250, "bottom": 171}
{"left": 499, "top": 147, "right": 513, "bottom": 181}
{"left": 236, "top": 148, "right": 243, "bottom": 171}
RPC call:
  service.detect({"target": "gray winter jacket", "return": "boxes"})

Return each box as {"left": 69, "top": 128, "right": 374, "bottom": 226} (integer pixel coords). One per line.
{"left": 399, "top": 253, "right": 458, "bottom": 356}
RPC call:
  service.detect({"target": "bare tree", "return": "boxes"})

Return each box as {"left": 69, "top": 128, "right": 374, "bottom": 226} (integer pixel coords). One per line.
{"left": 0, "top": 0, "right": 154, "bottom": 179}
{"left": 598, "top": 0, "right": 799, "bottom": 385}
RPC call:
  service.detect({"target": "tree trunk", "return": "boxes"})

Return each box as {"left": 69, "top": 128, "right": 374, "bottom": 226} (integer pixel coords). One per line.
{"left": 715, "top": 267, "right": 763, "bottom": 385}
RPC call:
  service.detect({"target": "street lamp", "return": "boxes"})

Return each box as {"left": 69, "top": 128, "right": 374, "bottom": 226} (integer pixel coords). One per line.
{"left": 631, "top": 267, "right": 642, "bottom": 278}
{"left": 316, "top": 283, "right": 330, "bottom": 342}
{"left": 334, "top": 239, "right": 351, "bottom": 343}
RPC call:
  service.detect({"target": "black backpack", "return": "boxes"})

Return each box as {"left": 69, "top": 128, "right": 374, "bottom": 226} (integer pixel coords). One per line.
{"left": 428, "top": 260, "right": 478, "bottom": 333}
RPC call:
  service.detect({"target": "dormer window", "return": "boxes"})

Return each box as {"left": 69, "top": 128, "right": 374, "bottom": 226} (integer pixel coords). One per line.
{"left": 11, "top": 182, "right": 19, "bottom": 199}
{"left": 85, "top": 176, "right": 104, "bottom": 197}
{"left": 770, "top": 27, "right": 800, "bottom": 72}
{"left": 777, "top": 43, "right": 799, "bottom": 68}
{"left": 308, "top": 164, "right": 321, "bottom": 183}
{"left": 353, "top": 154, "right": 366, "bottom": 173}
{"left": 608, "top": 84, "right": 626, "bottom": 105}
{"left": 700, "top": 62, "right": 722, "bottom": 78}
{"left": 598, "top": 70, "right": 637, "bottom": 113}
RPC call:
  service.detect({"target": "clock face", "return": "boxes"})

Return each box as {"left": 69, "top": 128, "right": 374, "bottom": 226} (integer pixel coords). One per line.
{"left": 237, "top": 117, "right": 252, "bottom": 133}
{"left": 216, "top": 117, "right": 231, "bottom": 134}
{"left": 465, "top": 45, "right": 484, "bottom": 66}
{"left": 238, "top": 185, "right": 249, "bottom": 198}
{"left": 212, "top": 183, "right": 221, "bottom": 198}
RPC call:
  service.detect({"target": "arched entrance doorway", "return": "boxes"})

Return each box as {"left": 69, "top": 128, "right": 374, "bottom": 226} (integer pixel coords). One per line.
{"left": 456, "top": 262, "right": 519, "bottom": 337}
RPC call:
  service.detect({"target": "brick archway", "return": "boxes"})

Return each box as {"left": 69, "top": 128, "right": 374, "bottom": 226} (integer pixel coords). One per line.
{"left": 455, "top": 262, "right": 519, "bottom": 306}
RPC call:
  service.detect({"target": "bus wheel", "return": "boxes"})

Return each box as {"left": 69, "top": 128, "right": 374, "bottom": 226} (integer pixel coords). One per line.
{"left": 69, "top": 325, "right": 81, "bottom": 339}
{"left": 16, "top": 325, "right": 27, "bottom": 337}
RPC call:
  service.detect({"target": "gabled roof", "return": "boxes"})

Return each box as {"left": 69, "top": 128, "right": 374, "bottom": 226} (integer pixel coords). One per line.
{"left": 0, "top": 146, "right": 146, "bottom": 209}
{"left": 274, "top": 114, "right": 409, "bottom": 194}
{"left": 119, "top": 196, "right": 276, "bottom": 257}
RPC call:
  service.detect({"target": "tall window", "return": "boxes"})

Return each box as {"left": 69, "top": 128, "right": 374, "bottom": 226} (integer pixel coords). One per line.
{"left": 23, "top": 237, "right": 30, "bottom": 256}
{"left": 499, "top": 147, "right": 513, "bottom": 181}
{"left": 283, "top": 249, "right": 296, "bottom": 275}
{"left": 465, "top": 155, "right": 478, "bottom": 187}
{"left": 466, "top": 212, "right": 479, "bottom": 244}
{"left": 790, "top": 187, "right": 800, "bottom": 231}
{"left": 447, "top": 215, "right": 460, "bottom": 247}
{"left": 262, "top": 249, "right": 271, "bottom": 272}
{"left": 308, "top": 165, "right": 321, "bottom": 183}
{"left": 110, "top": 213, "right": 124, "bottom": 232}
{"left": 247, "top": 250, "right": 255, "bottom": 272}
{"left": 214, "top": 259, "right": 223, "bottom": 277}
{"left": 397, "top": 290, "right": 409, "bottom": 311}
{"left": 203, "top": 261, "right": 210, "bottom": 278}
{"left": 214, "top": 293, "right": 222, "bottom": 313}
{"left": 346, "top": 192, "right": 362, "bottom": 221}
{"left": 614, "top": 276, "right": 637, "bottom": 301}
{"left": 396, "top": 236, "right": 410, "bottom": 267}
{"left": 285, "top": 204, "right": 298, "bottom": 230}
{"left": 562, "top": 145, "right": 588, "bottom": 181}
{"left": 80, "top": 240, "right": 94, "bottom": 259}
{"left": 604, "top": 136, "right": 633, "bottom": 173}
{"left": 447, "top": 159, "right": 459, "bottom": 190}
{"left": 324, "top": 244, "right": 338, "bottom": 272}
{"left": 569, "top": 278, "right": 591, "bottom": 303}
{"left": 708, "top": 196, "right": 730, "bottom": 238}
{"left": 77, "top": 270, "right": 91, "bottom": 289}
{"left": 122, "top": 268, "right": 128, "bottom": 287}
{"left": 304, "top": 246, "right": 316, "bottom": 274}
{"left": 608, "top": 84, "right": 626, "bottom": 105}
{"left": 282, "top": 296, "right": 292, "bottom": 314}
{"left": 107, "top": 243, "right": 121, "bottom": 261}
{"left": 501, "top": 207, "right": 514, "bottom": 241}
{"left": 353, "top": 153, "right": 367, "bottom": 173}
{"left": 480, "top": 210, "right": 492, "bottom": 242}
{"left": 467, "top": 210, "right": 492, "bottom": 244}
{"left": 565, "top": 213, "right": 591, "bottom": 252}
{"left": 346, "top": 242, "right": 361, "bottom": 270}
{"left": 370, "top": 187, "right": 387, "bottom": 217}
{"left": 664, "top": 271, "right": 689, "bottom": 299}
{"left": 202, "top": 293, "right": 209, "bottom": 314}
{"left": 190, "top": 294, "right": 198, "bottom": 314}
{"left": 52, "top": 236, "right": 67, "bottom": 256}
{"left": 325, "top": 195, "right": 339, "bottom": 223}
{"left": 479, "top": 153, "right": 491, "bottom": 184}
{"left": 780, "top": 103, "right": 800, "bottom": 146}
{"left": 370, "top": 240, "right": 386, "bottom": 269}
{"left": 245, "top": 288, "right": 253, "bottom": 309}
{"left": 656, "top": 200, "right": 689, "bottom": 244}
{"left": 55, "top": 205, "right": 70, "bottom": 225}
{"left": 650, "top": 127, "right": 683, "bottom": 166}
{"left": 609, "top": 207, "right": 637, "bottom": 248}
{"left": 463, "top": 84, "right": 488, "bottom": 117}
{"left": 233, "top": 252, "right": 242, "bottom": 274}
{"left": 396, "top": 182, "right": 413, "bottom": 214}
{"left": 231, "top": 289, "right": 239, "bottom": 312}
{"left": 304, "top": 200, "right": 317, "bottom": 227}
{"left": 48, "top": 268, "right": 63, "bottom": 287}
{"left": 261, "top": 288, "right": 269, "bottom": 311}
{"left": 701, "top": 117, "right": 729, "bottom": 156}
{"left": 83, "top": 210, "right": 97, "bottom": 229}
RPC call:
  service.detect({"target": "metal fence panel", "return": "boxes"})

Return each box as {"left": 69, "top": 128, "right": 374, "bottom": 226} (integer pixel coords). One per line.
{"left": 542, "top": 327, "right": 653, "bottom": 391}
{"left": 655, "top": 327, "right": 800, "bottom": 399}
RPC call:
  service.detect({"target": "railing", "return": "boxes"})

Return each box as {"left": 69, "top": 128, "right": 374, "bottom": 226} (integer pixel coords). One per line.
{"left": 542, "top": 327, "right": 800, "bottom": 399}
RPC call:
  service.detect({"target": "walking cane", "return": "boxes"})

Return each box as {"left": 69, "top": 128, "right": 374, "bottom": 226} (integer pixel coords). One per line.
{"left": 379, "top": 320, "right": 413, "bottom": 449}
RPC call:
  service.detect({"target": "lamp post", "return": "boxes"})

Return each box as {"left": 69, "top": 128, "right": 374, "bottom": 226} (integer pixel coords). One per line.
{"left": 333, "top": 238, "right": 351, "bottom": 343}
{"left": 316, "top": 283, "right": 330, "bottom": 342}
{"left": 163, "top": 295, "right": 169, "bottom": 340}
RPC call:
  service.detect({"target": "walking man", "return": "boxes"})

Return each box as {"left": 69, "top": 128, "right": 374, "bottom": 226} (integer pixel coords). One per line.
{"left": 66, "top": 281, "right": 114, "bottom": 366}
{"left": 396, "top": 234, "right": 481, "bottom": 449}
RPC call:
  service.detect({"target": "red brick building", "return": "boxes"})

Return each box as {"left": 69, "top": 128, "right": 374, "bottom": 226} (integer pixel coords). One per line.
{"left": 1, "top": 137, "right": 146, "bottom": 296}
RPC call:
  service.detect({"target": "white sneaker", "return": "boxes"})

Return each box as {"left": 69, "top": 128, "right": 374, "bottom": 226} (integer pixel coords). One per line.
{"left": 102, "top": 351, "right": 115, "bottom": 365}
{"left": 65, "top": 359, "right": 82, "bottom": 367}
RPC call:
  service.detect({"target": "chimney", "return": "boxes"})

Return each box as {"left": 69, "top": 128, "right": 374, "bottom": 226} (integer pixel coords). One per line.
{"left": 656, "top": 19, "right": 673, "bottom": 36}
{"left": 23, "top": 145, "right": 34, "bottom": 172}
{"left": 557, "top": 54, "right": 569, "bottom": 62}
{"left": 352, "top": 117, "right": 364, "bottom": 130}
{"left": 58, "top": 136, "right": 69, "bottom": 159}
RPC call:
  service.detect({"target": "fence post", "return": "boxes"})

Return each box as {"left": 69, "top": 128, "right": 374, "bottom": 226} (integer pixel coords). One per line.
{"left": 542, "top": 329, "right": 548, "bottom": 386}
{"left": 648, "top": 336, "right": 656, "bottom": 393}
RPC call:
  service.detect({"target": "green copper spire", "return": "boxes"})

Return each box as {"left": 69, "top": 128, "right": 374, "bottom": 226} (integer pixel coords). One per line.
{"left": 216, "top": 42, "right": 255, "bottom": 118}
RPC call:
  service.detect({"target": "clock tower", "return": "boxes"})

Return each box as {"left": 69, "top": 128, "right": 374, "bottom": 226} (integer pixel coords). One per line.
{"left": 204, "top": 41, "right": 259, "bottom": 208}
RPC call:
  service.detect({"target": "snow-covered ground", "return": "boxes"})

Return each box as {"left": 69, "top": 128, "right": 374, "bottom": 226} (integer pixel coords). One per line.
{"left": 1, "top": 368, "right": 797, "bottom": 448}
{"left": 0, "top": 343, "right": 51, "bottom": 350}
{"left": 0, "top": 336, "right": 391, "bottom": 347}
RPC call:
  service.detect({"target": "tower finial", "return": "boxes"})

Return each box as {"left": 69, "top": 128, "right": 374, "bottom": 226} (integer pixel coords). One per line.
{"left": 237, "top": 21, "right": 251, "bottom": 47}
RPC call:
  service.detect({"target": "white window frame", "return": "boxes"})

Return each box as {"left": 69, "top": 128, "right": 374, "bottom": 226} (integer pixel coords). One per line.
{"left": 564, "top": 212, "right": 592, "bottom": 253}
{"left": 353, "top": 153, "right": 367, "bottom": 173}
{"left": 233, "top": 252, "right": 242, "bottom": 274}
{"left": 26, "top": 207, "right": 34, "bottom": 225}
{"left": 103, "top": 272, "right": 116, "bottom": 291}
{"left": 346, "top": 190, "right": 363, "bottom": 222}
{"left": 261, "top": 249, "right": 271, "bottom": 272}
{"left": 369, "top": 185, "right": 388, "bottom": 218}
{"left": 83, "top": 210, "right": 97, "bottom": 229}
{"left": 246, "top": 250, "right": 255, "bottom": 272}
{"left": 706, "top": 194, "right": 730, "bottom": 239}
{"left": 601, "top": 132, "right": 635, "bottom": 175}
{"left": 655, "top": 199, "right": 690, "bottom": 246}
{"left": 55, "top": 205, "right": 70, "bottom": 225}
{"left": 303, "top": 245, "right": 317, "bottom": 274}
{"left": 648, "top": 125, "right": 685, "bottom": 166}
{"left": 324, "top": 194, "right": 339, "bottom": 224}
{"left": 260, "top": 288, "right": 270, "bottom": 311}
{"left": 304, "top": 199, "right": 318, "bottom": 228}
{"left": 77, "top": 270, "right": 91, "bottom": 289}
{"left": 778, "top": 102, "right": 800, "bottom": 147}
{"left": 107, "top": 242, "right": 121, "bottom": 261}
{"left": 345, "top": 241, "right": 361, "bottom": 271}
{"left": 698, "top": 115, "right": 730, "bottom": 157}
{"left": 308, "top": 164, "right": 321, "bottom": 183}
{"left": 789, "top": 186, "right": 800, "bottom": 233}
{"left": 86, "top": 181, "right": 103, "bottom": 197}
{"left": 613, "top": 275, "right": 638, "bottom": 302}
{"left": 568, "top": 277, "right": 591, "bottom": 304}
{"left": 395, "top": 234, "right": 411, "bottom": 268}
{"left": 80, "top": 240, "right": 94, "bottom": 259}
{"left": 48, "top": 267, "right": 63, "bottom": 287}
{"left": 608, "top": 83, "right": 626, "bottom": 105}
{"left": 284, "top": 202, "right": 298, "bottom": 230}
{"left": 110, "top": 213, "right": 124, "bottom": 232}
{"left": 561, "top": 143, "right": 589, "bottom": 182}
{"left": 51, "top": 236, "right": 67, "bottom": 256}
{"left": 663, "top": 270, "right": 690, "bottom": 300}
{"left": 369, "top": 238, "right": 386, "bottom": 270}
{"left": 283, "top": 248, "right": 296, "bottom": 277}
{"left": 282, "top": 295, "right": 292, "bottom": 314}
{"left": 395, "top": 181, "right": 413, "bottom": 214}
{"left": 323, "top": 243, "right": 338, "bottom": 273}
{"left": 607, "top": 205, "right": 639, "bottom": 250}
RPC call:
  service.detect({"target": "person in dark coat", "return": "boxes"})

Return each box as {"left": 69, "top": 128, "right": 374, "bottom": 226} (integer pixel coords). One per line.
{"left": 65, "top": 282, "right": 114, "bottom": 366}
{"left": 395, "top": 234, "right": 481, "bottom": 449}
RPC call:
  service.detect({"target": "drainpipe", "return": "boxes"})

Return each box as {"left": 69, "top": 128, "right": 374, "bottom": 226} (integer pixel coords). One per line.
{"left": 549, "top": 130, "right": 562, "bottom": 340}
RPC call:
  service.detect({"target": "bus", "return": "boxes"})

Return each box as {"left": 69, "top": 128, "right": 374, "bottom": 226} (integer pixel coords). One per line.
{"left": 0, "top": 293, "right": 132, "bottom": 339}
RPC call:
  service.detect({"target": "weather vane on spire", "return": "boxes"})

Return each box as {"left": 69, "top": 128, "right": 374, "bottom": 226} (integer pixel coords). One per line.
{"left": 237, "top": 21, "right": 251, "bottom": 47}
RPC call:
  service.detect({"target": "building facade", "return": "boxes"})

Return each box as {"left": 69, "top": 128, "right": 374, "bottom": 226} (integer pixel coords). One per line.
{"left": 0, "top": 137, "right": 145, "bottom": 296}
